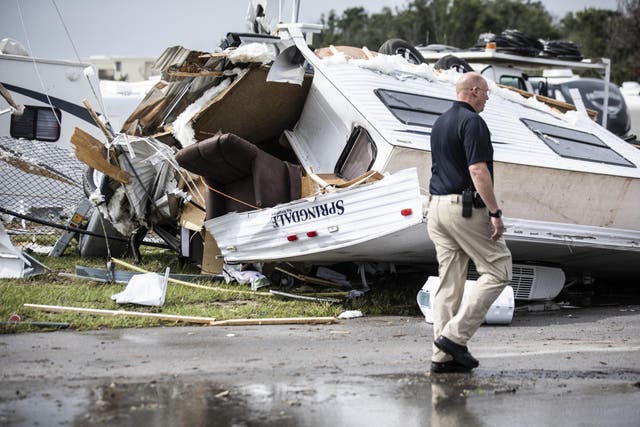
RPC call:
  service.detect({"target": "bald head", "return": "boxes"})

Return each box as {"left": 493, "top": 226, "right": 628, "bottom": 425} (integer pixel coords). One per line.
{"left": 456, "top": 72, "right": 486, "bottom": 94}
{"left": 455, "top": 72, "right": 490, "bottom": 112}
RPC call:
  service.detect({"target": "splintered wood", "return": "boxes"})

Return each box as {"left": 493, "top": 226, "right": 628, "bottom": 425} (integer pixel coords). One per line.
{"left": 497, "top": 84, "right": 598, "bottom": 120}
{"left": 70, "top": 127, "right": 130, "bottom": 184}
{"left": 301, "top": 170, "right": 384, "bottom": 197}
{"left": 24, "top": 304, "right": 217, "bottom": 325}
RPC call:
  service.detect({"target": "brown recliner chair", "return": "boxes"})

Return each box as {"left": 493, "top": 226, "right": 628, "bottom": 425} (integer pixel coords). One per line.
{"left": 175, "top": 133, "right": 302, "bottom": 220}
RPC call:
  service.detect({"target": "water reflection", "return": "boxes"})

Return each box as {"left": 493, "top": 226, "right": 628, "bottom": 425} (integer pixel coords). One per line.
{"left": 431, "top": 376, "right": 482, "bottom": 427}
{"left": 70, "top": 376, "right": 434, "bottom": 427}
{"left": 5, "top": 372, "right": 635, "bottom": 426}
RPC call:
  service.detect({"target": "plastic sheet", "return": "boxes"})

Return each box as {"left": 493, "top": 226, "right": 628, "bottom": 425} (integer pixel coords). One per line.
{"left": 111, "top": 268, "right": 170, "bottom": 306}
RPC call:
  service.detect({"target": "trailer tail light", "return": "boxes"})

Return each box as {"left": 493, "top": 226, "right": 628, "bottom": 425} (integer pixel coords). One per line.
{"left": 287, "top": 235, "right": 298, "bottom": 241}
{"left": 306, "top": 231, "right": 318, "bottom": 237}
{"left": 401, "top": 208, "right": 412, "bottom": 216}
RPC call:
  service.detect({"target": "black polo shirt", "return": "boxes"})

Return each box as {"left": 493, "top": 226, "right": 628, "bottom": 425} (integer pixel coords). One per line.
{"left": 429, "top": 101, "right": 494, "bottom": 195}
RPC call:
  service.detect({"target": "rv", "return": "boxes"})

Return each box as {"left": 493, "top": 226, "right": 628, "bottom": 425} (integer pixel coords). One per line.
{"left": 87, "top": 23, "right": 640, "bottom": 285}
{"left": 418, "top": 45, "right": 635, "bottom": 140}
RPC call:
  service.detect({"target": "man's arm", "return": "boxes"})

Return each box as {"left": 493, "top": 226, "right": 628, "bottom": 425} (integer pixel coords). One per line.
{"left": 469, "top": 162, "right": 504, "bottom": 240}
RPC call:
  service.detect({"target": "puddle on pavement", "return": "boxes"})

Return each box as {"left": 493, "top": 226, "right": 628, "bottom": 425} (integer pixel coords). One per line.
{"left": 1, "top": 372, "right": 639, "bottom": 426}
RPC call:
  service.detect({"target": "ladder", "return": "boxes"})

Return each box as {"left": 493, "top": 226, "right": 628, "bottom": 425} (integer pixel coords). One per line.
{"left": 49, "top": 198, "right": 92, "bottom": 257}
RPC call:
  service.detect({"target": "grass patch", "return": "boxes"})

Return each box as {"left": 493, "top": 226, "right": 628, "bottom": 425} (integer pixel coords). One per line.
{"left": 1, "top": 248, "right": 429, "bottom": 333}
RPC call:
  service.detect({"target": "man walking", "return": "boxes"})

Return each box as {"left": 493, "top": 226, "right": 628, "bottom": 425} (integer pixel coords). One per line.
{"left": 427, "top": 72, "right": 512, "bottom": 374}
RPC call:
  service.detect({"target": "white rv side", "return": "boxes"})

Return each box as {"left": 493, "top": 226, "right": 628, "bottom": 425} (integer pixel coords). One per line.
{"left": 0, "top": 51, "right": 105, "bottom": 148}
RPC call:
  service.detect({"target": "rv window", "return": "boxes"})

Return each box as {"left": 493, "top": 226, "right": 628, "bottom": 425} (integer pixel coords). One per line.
{"left": 10, "top": 106, "right": 62, "bottom": 142}
{"left": 499, "top": 75, "right": 527, "bottom": 91}
{"left": 335, "top": 127, "right": 377, "bottom": 180}
{"left": 375, "top": 89, "right": 453, "bottom": 128}
{"left": 521, "top": 118, "right": 634, "bottom": 167}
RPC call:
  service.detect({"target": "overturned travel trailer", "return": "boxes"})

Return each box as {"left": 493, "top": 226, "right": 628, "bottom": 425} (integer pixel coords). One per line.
{"left": 77, "top": 22, "right": 640, "bottom": 288}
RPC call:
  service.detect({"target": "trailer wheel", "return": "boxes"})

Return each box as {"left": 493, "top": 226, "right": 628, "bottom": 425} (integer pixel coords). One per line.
{"left": 82, "top": 167, "right": 105, "bottom": 197}
{"left": 378, "top": 39, "right": 425, "bottom": 65}
{"left": 433, "top": 54, "right": 474, "bottom": 73}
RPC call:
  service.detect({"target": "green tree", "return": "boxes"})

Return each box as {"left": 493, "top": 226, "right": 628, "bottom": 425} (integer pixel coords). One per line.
{"left": 319, "top": 0, "right": 560, "bottom": 51}
{"left": 560, "top": 8, "right": 618, "bottom": 59}
{"left": 487, "top": 0, "right": 557, "bottom": 38}
{"left": 610, "top": 0, "right": 640, "bottom": 82}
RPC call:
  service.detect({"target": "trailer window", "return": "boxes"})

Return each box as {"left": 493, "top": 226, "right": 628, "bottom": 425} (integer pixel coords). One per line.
{"left": 521, "top": 118, "right": 634, "bottom": 167}
{"left": 499, "top": 75, "right": 527, "bottom": 91}
{"left": 335, "top": 127, "right": 377, "bottom": 180}
{"left": 375, "top": 89, "right": 453, "bottom": 128}
{"left": 10, "top": 106, "right": 62, "bottom": 142}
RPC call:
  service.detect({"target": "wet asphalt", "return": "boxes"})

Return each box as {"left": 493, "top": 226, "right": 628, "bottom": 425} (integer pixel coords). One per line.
{"left": 1, "top": 305, "right": 639, "bottom": 426}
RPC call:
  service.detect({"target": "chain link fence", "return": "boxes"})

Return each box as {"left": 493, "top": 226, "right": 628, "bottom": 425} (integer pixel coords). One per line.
{"left": 0, "top": 136, "right": 170, "bottom": 259}
{"left": 0, "top": 136, "right": 88, "bottom": 252}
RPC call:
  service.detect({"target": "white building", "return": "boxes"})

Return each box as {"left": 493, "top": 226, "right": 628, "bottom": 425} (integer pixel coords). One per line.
{"left": 89, "top": 55, "right": 158, "bottom": 82}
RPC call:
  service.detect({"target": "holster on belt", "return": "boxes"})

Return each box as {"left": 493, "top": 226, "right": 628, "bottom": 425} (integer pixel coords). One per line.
{"left": 462, "top": 189, "right": 472, "bottom": 217}
{"left": 462, "top": 188, "right": 486, "bottom": 217}
{"left": 472, "top": 191, "right": 486, "bottom": 208}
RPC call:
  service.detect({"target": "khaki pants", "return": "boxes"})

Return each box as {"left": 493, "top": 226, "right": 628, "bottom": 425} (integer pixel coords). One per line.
{"left": 427, "top": 194, "right": 512, "bottom": 362}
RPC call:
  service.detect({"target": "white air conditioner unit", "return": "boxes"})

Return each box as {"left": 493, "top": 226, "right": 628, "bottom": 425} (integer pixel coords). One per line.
{"left": 467, "top": 263, "right": 566, "bottom": 300}
{"left": 417, "top": 276, "right": 515, "bottom": 325}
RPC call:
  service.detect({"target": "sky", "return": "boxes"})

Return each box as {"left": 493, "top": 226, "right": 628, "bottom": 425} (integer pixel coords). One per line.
{"left": 0, "top": 0, "right": 620, "bottom": 61}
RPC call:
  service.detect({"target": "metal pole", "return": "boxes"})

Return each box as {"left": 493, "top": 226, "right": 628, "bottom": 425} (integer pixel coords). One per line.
{"left": 602, "top": 58, "right": 611, "bottom": 129}
{"left": 291, "top": 0, "right": 300, "bottom": 23}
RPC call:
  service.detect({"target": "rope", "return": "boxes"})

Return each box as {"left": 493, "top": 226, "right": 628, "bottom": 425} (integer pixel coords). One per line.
{"left": 204, "top": 183, "right": 259, "bottom": 210}
{"left": 50, "top": 0, "right": 81, "bottom": 61}
{"left": 50, "top": 0, "right": 110, "bottom": 122}
{"left": 15, "top": 0, "right": 62, "bottom": 128}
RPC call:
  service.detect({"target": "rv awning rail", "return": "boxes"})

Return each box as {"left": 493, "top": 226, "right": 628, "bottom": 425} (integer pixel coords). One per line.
{"left": 419, "top": 49, "right": 609, "bottom": 72}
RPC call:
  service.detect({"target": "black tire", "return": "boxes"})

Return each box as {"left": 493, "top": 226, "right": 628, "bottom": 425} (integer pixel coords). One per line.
{"left": 82, "top": 167, "right": 111, "bottom": 199}
{"left": 378, "top": 39, "right": 425, "bottom": 65}
{"left": 433, "top": 54, "right": 474, "bottom": 73}
{"left": 82, "top": 167, "right": 98, "bottom": 197}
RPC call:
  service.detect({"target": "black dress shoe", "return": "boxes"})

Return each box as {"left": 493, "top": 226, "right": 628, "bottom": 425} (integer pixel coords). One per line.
{"left": 434, "top": 335, "right": 479, "bottom": 369}
{"left": 430, "top": 360, "right": 472, "bottom": 374}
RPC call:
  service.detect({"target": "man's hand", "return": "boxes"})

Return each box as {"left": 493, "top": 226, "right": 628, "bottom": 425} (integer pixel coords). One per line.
{"left": 490, "top": 216, "right": 504, "bottom": 240}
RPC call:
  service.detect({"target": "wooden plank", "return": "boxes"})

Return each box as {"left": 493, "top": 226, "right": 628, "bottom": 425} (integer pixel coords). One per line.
{"left": 210, "top": 316, "right": 338, "bottom": 326}
{"left": 198, "top": 52, "right": 229, "bottom": 59}
{"left": 0, "top": 82, "right": 21, "bottom": 110}
{"left": 314, "top": 46, "right": 373, "bottom": 60}
{"left": 24, "top": 304, "right": 338, "bottom": 326}
{"left": 82, "top": 99, "right": 115, "bottom": 141}
{"left": 269, "top": 290, "right": 343, "bottom": 303}
{"left": 179, "top": 175, "right": 206, "bottom": 231}
{"left": 334, "top": 170, "right": 384, "bottom": 188}
{"left": 70, "top": 127, "right": 130, "bottom": 184}
{"left": 305, "top": 171, "right": 336, "bottom": 192}
{"left": 497, "top": 84, "right": 598, "bottom": 121}
{"left": 167, "top": 70, "right": 225, "bottom": 78}
{"left": 301, "top": 170, "right": 383, "bottom": 196}
{"left": 274, "top": 267, "right": 349, "bottom": 289}
{"left": 24, "top": 303, "right": 217, "bottom": 325}
{"left": 201, "top": 231, "right": 224, "bottom": 275}
{"left": 139, "top": 97, "right": 168, "bottom": 131}
{"left": 362, "top": 46, "right": 376, "bottom": 60}
{"left": 121, "top": 90, "right": 165, "bottom": 135}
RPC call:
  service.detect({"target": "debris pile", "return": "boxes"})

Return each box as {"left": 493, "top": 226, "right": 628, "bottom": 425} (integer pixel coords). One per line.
{"left": 70, "top": 41, "right": 314, "bottom": 271}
